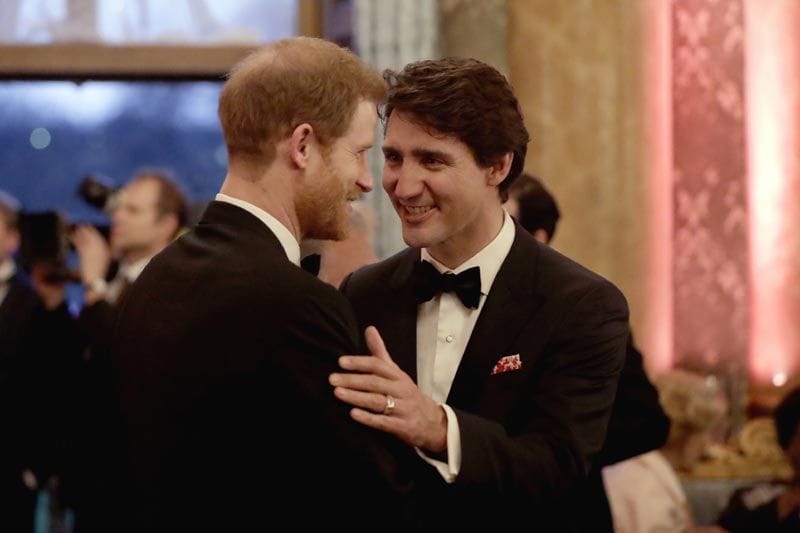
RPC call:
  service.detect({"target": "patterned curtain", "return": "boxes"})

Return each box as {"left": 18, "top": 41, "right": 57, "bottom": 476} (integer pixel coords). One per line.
{"left": 353, "top": 0, "right": 439, "bottom": 257}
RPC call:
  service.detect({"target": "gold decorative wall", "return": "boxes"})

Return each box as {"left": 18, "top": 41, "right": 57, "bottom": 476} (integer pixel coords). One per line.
{"left": 507, "top": 0, "right": 648, "bottom": 338}
{"left": 440, "top": 0, "right": 508, "bottom": 75}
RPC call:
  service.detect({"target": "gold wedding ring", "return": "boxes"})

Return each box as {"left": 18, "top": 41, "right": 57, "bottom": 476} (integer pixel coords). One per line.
{"left": 383, "top": 394, "right": 396, "bottom": 416}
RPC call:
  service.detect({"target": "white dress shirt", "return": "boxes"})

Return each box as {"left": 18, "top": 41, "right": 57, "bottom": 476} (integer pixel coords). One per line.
{"left": 107, "top": 255, "right": 152, "bottom": 304}
{"left": 215, "top": 193, "right": 301, "bottom": 266}
{"left": 416, "top": 211, "right": 515, "bottom": 482}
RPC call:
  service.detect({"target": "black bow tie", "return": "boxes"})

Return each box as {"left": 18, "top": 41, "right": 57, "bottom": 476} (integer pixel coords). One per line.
{"left": 412, "top": 260, "right": 481, "bottom": 309}
{"left": 300, "top": 254, "right": 321, "bottom": 276}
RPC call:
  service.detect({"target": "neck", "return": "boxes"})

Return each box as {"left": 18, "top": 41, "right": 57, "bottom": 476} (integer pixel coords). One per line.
{"left": 428, "top": 205, "right": 505, "bottom": 269}
{"left": 123, "top": 246, "right": 159, "bottom": 265}
{"left": 220, "top": 164, "right": 300, "bottom": 240}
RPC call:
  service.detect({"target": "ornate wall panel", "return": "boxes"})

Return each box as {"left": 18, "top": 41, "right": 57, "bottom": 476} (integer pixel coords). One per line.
{"left": 671, "top": 0, "right": 748, "bottom": 383}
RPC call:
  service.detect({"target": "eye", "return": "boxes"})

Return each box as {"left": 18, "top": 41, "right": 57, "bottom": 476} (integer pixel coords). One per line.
{"left": 421, "top": 156, "right": 443, "bottom": 168}
{"left": 383, "top": 152, "right": 401, "bottom": 165}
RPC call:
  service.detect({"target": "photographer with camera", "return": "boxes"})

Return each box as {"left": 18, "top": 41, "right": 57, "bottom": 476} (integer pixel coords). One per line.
{"left": 73, "top": 170, "right": 188, "bottom": 352}
{"left": 69, "top": 169, "right": 187, "bottom": 532}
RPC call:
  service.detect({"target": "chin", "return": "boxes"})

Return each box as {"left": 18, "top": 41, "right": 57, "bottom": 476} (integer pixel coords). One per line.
{"left": 401, "top": 228, "right": 433, "bottom": 249}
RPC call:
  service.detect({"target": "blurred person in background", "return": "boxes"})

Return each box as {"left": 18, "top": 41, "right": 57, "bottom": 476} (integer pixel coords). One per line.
{"left": 0, "top": 191, "right": 82, "bottom": 531}
{"left": 68, "top": 169, "right": 187, "bottom": 532}
{"left": 602, "top": 369, "right": 728, "bottom": 533}
{"left": 301, "top": 200, "right": 379, "bottom": 287}
{"left": 72, "top": 169, "right": 188, "bottom": 346}
{"left": 716, "top": 385, "right": 800, "bottom": 532}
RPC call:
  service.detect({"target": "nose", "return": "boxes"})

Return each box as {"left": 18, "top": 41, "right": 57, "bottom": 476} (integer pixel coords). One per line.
{"left": 356, "top": 159, "right": 373, "bottom": 193}
{"left": 384, "top": 162, "right": 422, "bottom": 200}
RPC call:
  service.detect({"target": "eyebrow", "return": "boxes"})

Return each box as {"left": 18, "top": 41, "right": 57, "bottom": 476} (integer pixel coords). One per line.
{"left": 382, "top": 146, "right": 454, "bottom": 164}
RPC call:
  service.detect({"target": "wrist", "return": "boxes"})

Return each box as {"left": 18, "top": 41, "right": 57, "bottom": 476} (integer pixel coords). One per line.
{"left": 424, "top": 406, "right": 449, "bottom": 454}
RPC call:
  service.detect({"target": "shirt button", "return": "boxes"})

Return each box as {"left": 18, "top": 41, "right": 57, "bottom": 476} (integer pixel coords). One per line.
{"left": 445, "top": 334, "right": 454, "bottom": 343}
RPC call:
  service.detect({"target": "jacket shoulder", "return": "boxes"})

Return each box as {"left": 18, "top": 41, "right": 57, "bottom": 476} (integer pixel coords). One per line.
{"left": 344, "top": 248, "right": 416, "bottom": 293}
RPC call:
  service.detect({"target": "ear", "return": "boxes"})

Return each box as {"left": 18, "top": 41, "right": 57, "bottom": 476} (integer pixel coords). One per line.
{"left": 288, "top": 123, "right": 316, "bottom": 170}
{"left": 486, "top": 152, "right": 514, "bottom": 187}
{"left": 157, "top": 213, "right": 180, "bottom": 241}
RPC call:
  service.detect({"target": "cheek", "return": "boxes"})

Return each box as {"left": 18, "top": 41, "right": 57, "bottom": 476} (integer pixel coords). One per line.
{"left": 382, "top": 171, "right": 396, "bottom": 194}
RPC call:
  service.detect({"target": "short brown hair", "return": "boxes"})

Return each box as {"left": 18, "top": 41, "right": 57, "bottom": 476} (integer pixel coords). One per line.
{"left": 218, "top": 37, "right": 386, "bottom": 165}
{"left": 131, "top": 170, "right": 188, "bottom": 235}
{"left": 383, "top": 58, "right": 530, "bottom": 202}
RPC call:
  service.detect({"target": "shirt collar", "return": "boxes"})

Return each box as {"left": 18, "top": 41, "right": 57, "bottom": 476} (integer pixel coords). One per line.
{"left": 118, "top": 255, "right": 153, "bottom": 283}
{"left": 215, "top": 193, "right": 301, "bottom": 266}
{"left": 0, "top": 258, "right": 15, "bottom": 284}
{"left": 421, "top": 211, "right": 515, "bottom": 296}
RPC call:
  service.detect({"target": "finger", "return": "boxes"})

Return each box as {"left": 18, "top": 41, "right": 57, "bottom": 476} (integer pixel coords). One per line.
{"left": 71, "top": 227, "right": 87, "bottom": 245}
{"left": 350, "top": 407, "right": 403, "bottom": 435}
{"left": 365, "top": 326, "right": 394, "bottom": 364}
{"left": 333, "top": 387, "right": 390, "bottom": 414}
{"left": 328, "top": 372, "right": 392, "bottom": 394}
{"left": 338, "top": 354, "right": 391, "bottom": 376}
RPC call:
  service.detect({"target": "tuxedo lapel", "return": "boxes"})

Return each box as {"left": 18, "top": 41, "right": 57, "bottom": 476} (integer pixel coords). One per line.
{"left": 382, "top": 249, "right": 420, "bottom": 381}
{"left": 447, "top": 226, "right": 546, "bottom": 410}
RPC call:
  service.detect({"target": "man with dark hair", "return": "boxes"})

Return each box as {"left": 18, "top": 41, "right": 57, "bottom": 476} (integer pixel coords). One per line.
{"left": 330, "top": 57, "right": 630, "bottom": 529}
{"left": 505, "top": 173, "right": 670, "bottom": 532}
{"left": 506, "top": 173, "right": 561, "bottom": 241}
{"left": 716, "top": 386, "right": 800, "bottom": 532}
{"left": 112, "top": 37, "right": 440, "bottom": 531}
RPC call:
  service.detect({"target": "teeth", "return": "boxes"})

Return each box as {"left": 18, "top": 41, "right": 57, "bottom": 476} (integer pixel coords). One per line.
{"left": 406, "top": 206, "right": 432, "bottom": 215}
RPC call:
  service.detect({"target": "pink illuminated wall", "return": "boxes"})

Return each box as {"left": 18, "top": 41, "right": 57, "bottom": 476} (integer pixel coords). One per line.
{"left": 642, "top": 0, "right": 673, "bottom": 374}
{"left": 644, "top": 0, "right": 800, "bottom": 396}
{"left": 745, "top": 0, "right": 800, "bottom": 388}
{"left": 671, "top": 0, "right": 749, "bottom": 379}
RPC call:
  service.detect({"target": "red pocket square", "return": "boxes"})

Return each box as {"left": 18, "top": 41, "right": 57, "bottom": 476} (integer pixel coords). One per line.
{"left": 490, "top": 354, "right": 522, "bottom": 375}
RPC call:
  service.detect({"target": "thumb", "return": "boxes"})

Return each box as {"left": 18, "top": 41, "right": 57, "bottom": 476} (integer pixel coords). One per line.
{"left": 365, "top": 325, "right": 393, "bottom": 363}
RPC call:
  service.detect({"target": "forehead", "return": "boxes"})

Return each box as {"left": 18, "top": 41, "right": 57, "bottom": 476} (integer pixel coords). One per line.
{"left": 383, "top": 112, "right": 470, "bottom": 155}
{"left": 340, "top": 100, "right": 378, "bottom": 144}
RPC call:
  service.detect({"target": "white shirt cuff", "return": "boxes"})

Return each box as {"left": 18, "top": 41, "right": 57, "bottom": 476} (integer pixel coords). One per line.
{"left": 415, "top": 404, "right": 462, "bottom": 483}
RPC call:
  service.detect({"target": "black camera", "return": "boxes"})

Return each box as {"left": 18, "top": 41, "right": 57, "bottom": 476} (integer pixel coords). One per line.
{"left": 77, "top": 175, "right": 121, "bottom": 213}
{"left": 16, "top": 176, "right": 116, "bottom": 283}
{"left": 17, "top": 211, "right": 78, "bottom": 283}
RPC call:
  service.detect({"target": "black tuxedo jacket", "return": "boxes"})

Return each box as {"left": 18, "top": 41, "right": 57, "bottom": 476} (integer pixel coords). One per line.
{"left": 0, "top": 275, "right": 41, "bottom": 531}
{"left": 1, "top": 274, "right": 82, "bottom": 531}
{"left": 341, "top": 223, "right": 629, "bottom": 528}
{"left": 113, "top": 202, "right": 441, "bottom": 531}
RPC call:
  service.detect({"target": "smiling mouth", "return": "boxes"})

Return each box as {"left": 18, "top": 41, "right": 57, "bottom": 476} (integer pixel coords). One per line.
{"left": 404, "top": 205, "right": 433, "bottom": 215}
